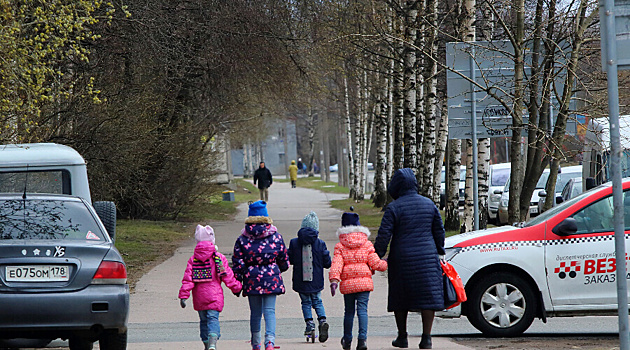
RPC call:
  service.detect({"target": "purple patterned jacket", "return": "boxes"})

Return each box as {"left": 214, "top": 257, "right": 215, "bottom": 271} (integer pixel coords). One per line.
{"left": 232, "top": 216, "right": 289, "bottom": 296}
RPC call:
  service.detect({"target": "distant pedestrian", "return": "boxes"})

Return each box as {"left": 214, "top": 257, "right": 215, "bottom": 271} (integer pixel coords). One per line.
{"left": 312, "top": 161, "right": 319, "bottom": 174}
{"left": 289, "top": 160, "right": 298, "bottom": 188}
{"left": 297, "top": 158, "right": 304, "bottom": 175}
{"left": 330, "top": 212, "right": 388, "bottom": 350}
{"left": 288, "top": 211, "right": 331, "bottom": 342}
{"left": 253, "top": 162, "right": 273, "bottom": 202}
{"left": 374, "top": 168, "right": 446, "bottom": 349}
{"left": 232, "top": 201, "right": 289, "bottom": 350}
{"left": 179, "top": 225, "right": 242, "bottom": 350}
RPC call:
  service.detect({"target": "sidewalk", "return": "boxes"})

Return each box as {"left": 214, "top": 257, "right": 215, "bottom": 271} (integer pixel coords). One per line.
{"left": 126, "top": 181, "right": 474, "bottom": 349}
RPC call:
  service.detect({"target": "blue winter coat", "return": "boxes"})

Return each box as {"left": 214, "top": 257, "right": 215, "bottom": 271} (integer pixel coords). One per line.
{"left": 288, "top": 227, "right": 332, "bottom": 294}
{"left": 374, "top": 168, "right": 446, "bottom": 311}
{"left": 232, "top": 216, "right": 289, "bottom": 296}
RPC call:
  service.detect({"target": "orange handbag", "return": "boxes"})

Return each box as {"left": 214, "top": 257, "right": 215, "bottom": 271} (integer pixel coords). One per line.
{"left": 441, "top": 261, "right": 467, "bottom": 309}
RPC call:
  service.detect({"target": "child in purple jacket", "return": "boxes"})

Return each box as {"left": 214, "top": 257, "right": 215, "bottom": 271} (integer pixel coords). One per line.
{"left": 232, "top": 201, "right": 289, "bottom": 350}
{"left": 179, "top": 225, "right": 242, "bottom": 350}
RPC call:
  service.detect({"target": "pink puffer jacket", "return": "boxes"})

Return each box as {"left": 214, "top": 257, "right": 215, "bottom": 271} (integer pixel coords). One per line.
{"left": 179, "top": 241, "right": 242, "bottom": 311}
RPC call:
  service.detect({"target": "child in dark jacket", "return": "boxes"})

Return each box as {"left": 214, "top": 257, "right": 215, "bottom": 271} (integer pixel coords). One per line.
{"left": 232, "top": 201, "right": 289, "bottom": 350}
{"left": 288, "top": 211, "right": 332, "bottom": 342}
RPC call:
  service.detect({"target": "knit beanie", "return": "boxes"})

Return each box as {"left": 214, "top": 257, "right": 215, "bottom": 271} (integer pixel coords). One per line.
{"left": 248, "top": 200, "right": 268, "bottom": 217}
{"left": 195, "top": 224, "right": 215, "bottom": 243}
{"left": 341, "top": 212, "right": 360, "bottom": 227}
{"left": 301, "top": 211, "right": 319, "bottom": 231}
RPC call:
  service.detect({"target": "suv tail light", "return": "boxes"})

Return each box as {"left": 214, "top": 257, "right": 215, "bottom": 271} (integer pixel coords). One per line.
{"left": 91, "top": 261, "right": 127, "bottom": 285}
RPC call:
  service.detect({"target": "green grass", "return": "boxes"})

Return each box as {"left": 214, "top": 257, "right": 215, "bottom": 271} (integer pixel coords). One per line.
{"left": 115, "top": 219, "right": 190, "bottom": 290}
{"left": 330, "top": 198, "right": 384, "bottom": 231}
{"left": 296, "top": 177, "right": 350, "bottom": 194}
{"left": 233, "top": 178, "right": 261, "bottom": 203}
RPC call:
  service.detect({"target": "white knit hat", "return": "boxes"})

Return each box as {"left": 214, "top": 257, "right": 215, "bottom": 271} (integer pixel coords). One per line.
{"left": 195, "top": 225, "right": 215, "bottom": 243}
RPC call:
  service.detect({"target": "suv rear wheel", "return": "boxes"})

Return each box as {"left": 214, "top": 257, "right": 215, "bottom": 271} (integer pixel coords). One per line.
{"left": 94, "top": 201, "right": 117, "bottom": 241}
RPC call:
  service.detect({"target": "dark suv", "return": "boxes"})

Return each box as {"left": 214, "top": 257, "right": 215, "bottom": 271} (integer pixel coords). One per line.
{"left": 0, "top": 194, "right": 129, "bottom": 350}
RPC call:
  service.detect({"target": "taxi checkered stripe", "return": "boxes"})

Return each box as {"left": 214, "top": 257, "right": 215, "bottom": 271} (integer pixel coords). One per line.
{"left": 460, "top": 240, "right": 545, "bottom": 252}
{"left": 461, "top": 234, "right": 629, "bottom": 253}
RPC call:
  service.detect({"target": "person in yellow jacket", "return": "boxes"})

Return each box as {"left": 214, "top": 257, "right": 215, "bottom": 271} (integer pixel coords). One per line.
{"left": 289, "top": 160, "right": 298, "bottom": 188}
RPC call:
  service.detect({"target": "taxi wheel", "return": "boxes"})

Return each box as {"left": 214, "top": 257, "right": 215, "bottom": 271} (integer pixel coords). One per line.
{"left": 467, "top": 272, "right": 537, "bottom": 337}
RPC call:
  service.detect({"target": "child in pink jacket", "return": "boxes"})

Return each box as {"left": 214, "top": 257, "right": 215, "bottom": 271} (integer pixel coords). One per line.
{"left": 179, "top": 225, "right": 242, "bottom": 350}
{"left": 330, "top": 212, "right": 387, "bottom": 350}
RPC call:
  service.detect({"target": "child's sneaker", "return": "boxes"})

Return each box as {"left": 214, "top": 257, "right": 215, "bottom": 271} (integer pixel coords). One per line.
{"left": 252, "top": 345, "right": 261, "bottom": 350}
{"left": 318, "top": 319, "right": 329, "bottom": 343}
{"left": 208, "top": 333, "right": 218, "bottom": 350}
{"left": 265, "top": 342, "right": 274, "bottom": 350}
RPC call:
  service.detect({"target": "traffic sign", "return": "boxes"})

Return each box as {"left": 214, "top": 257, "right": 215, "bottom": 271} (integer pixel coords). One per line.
{"left": 601, "top": 0, "right": 630, "bottom": 70}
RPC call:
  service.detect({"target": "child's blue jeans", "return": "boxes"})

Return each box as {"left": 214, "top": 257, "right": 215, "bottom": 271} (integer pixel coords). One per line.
{"left": 299, "top": 292, "right": 326, "bottom": 321}
{"left": 198, "top": 309, "right": 221, "bottom": 342}
{"left": 248, "top": 294, "right": 277, "bottom": 346}
{"left": 343, "top": 291, "right": 370, "bottom": 341}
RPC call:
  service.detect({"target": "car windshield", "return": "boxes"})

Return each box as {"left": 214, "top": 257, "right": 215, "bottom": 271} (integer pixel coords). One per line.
{"left": 491, "top": 168, "right": 510, "bottom": 187}
{"left": 524, "top": 189, "right": 596, "bottom": 227}
{"left": 0, "top": 199, "right": 105, "bottom": 240}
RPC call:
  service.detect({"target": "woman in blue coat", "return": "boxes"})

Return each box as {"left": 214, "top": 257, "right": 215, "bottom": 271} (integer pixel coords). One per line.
{"left": 374, "top": 168, "right": 446, "bottom": 349}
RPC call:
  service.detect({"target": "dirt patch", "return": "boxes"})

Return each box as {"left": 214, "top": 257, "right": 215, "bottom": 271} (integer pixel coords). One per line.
{"left": 453, "top": 336, "right": 620, "bottom": 349}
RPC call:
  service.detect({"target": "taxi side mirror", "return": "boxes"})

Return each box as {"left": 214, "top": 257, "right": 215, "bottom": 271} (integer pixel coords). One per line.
{"left": 552, "top": 218, "right": 578, "bottom": 236}
{"left": 538, "top": 190, "right": 547, "bottom": 197}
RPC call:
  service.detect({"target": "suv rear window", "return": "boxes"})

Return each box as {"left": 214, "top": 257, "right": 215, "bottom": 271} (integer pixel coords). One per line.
{"left": 0, "top": 171, "right": 70, "bottom": 195}
{"left": 0, "top": 199, "right": 105, "bottom": 240}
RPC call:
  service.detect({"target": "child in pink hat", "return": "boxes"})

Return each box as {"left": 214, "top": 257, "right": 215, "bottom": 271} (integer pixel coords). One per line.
{"left": 179, "top": 225, "right": 242, "bottom": 350}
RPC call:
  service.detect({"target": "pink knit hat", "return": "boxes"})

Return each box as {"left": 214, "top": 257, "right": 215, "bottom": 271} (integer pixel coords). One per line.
{"left": 195, "top": 225, "right": 215, "bottom": 243}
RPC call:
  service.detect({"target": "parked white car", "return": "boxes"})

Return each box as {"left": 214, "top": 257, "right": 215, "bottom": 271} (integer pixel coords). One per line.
{"left": 488, "top": 163, "right": 511, "bottom": 223}
{"left": 536, "top": 165, "right": 582, "bottom": 214}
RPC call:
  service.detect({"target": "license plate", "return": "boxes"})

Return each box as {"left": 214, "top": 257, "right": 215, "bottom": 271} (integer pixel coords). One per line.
{"left": 530, "top": 207, "right": 538, "bottom": 214}
{"left": 6, "top": 265, "right": 69, "bottom": 282}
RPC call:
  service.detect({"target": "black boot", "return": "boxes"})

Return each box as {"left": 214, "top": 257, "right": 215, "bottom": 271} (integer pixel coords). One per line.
{"left": 392, "top": 332, "right": 408, "bottom": 348}
{"left": 356, "top": 338, "right": 367, "bottom": 350}
{"left": 318, "top": 319, "right": 329, "bottom": 343}
{"left": 419, "top": 334, "right": 432, "bottom": 349}
{"left": 341, "top": 337, "right": 352, "bottom": 350}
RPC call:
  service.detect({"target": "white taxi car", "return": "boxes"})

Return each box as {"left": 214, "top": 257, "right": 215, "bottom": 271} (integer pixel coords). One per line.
{"left": 440, "top": 179, "right": 630, "bottom": 337}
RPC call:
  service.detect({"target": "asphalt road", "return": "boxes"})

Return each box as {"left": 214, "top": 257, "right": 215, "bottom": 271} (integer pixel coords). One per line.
{"left": 41, "top": 180, "right": 625, "bottom": 349}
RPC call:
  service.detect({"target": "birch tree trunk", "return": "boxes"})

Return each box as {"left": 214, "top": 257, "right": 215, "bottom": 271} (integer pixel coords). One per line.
{"left": 460, "top": 0, "right": 476, "bottom": 232}
{"left": 354, "top": 73, "right": 365, "bottom": 200}
{"left": 386, "top": 11, "right": 396, "bottom": 184}
{"left": 415, "top": 6, "right": 425, "bottom": 186}
{"left": 307, "top": 104, "right": 317, "bottom": 177}
{"left": 403, "top": 1, "right": 418, "bottom": 170}
{"left": 243, "top": 143, "right": 251, "bottom": 178}
{"left": 323, "top": 112, "right": 331, "bottom": 183}
{"left": 445, "top": 139, "right": 461, "bottom": 230}
{"left": 433, "top": 100, "right": 448, "bottom": 206}
{"left": 393, "top": 18, "right": 405, "bottom": 171}
{"left": 421, "top": 0, "right": 438, "bottom": 198}
{"left": 374, "top": 73, "right": 389, "bottom": 207}
{"left": 477, "top": 138, "right": 490, "bottom": 228}
{"left": 461, "top": 141, "right": 474, "bottom": 233}
{"left": 343, "top": 70, "right": 356, "bottom": 198}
